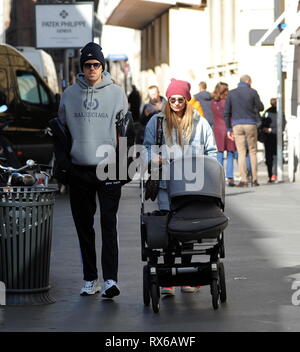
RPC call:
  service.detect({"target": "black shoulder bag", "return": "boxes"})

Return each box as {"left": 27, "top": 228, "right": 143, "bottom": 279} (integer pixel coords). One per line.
{"left": 116, "top": 110, "right": 136, "bottom": 185}
{"left": 145, "top": 115, "right": 163, "bottom": 201}
{"left": 48, "top": 117, "right": 72, "bottom": 185}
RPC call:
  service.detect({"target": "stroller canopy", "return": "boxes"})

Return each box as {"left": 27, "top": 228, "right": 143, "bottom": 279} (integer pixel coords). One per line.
{"left": 166, "top": 155, "right": 225, "bottom": 206}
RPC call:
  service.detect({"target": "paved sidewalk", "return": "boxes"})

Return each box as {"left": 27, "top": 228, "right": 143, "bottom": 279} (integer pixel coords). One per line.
{"left": 1, "top": 160, "right": 300, "bottom": 332}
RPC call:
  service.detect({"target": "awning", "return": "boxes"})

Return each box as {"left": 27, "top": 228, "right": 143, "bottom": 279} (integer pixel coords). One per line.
{"left": 100, "top": 0, "right": 175, "bottom": 29}
{"left": 105, "top": 54, "right": 128, "bottom": 61}
{"left": 98, "top": 0, "right": 206, "bottom": 29}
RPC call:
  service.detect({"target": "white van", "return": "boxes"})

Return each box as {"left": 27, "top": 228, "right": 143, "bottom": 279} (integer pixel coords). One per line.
{"left": 16, "top": 46, "right": 60, "bottom": 94}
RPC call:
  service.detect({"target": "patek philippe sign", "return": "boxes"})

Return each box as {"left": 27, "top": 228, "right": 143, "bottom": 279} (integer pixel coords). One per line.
{"left": 35, "top": 2, "right": 94, "bottom": 48}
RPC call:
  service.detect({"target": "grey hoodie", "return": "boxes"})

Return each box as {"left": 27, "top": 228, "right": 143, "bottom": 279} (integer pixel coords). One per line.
{"left": 58, "top": 71, "right": 128, "bottom": 166}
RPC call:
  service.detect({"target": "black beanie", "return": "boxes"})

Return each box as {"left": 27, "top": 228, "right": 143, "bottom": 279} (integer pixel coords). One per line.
{"left": 80, "top": 42, "right": 105, "bottom": 71}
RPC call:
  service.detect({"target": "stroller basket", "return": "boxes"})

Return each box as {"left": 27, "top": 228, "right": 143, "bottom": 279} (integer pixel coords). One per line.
{"left": 142, "top": 211, "right": 169, "bottom": 249}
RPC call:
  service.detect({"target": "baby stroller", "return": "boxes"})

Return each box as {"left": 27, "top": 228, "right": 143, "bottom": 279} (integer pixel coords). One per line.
{"left": 141, "top": 155, "right": 228, "bottom": 313}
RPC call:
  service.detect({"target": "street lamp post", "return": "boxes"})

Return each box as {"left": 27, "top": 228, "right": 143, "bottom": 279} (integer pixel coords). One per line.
{"left": 63, "top": 48, "right": 70, "bottom": 89}
{"left": 276, "top": 52, "right": 283, "bottom": 182}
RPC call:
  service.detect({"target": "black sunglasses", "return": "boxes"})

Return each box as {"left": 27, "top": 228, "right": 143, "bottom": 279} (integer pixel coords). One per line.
{"left": 169, "top": 97, "right": 185, "bottom": 104}
{"left": 83, "top": 62, "right": 102, "bottom": 69}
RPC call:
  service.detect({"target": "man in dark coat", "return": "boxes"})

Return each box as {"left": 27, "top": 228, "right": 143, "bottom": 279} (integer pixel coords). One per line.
{"left": 128, "top": 85, "right": 141, "bottom": 123}
{"left": 137, "top": 85, "right": 167, "bottom": 144}
{"left": 224, "top": 74, "right": 264, "bottom": 187}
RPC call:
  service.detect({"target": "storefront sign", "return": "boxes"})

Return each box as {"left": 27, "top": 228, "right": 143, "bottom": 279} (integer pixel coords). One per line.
{"left": 35, "top": 3, "right": 94, "bottom": 48}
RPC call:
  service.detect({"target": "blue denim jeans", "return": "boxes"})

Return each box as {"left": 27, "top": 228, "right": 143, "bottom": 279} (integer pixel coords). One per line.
{"left": 217, "top": 151, "right": 238, "bottom": 179}
{"left": 246, "top": 152, "right": 252, "bottom": 175}
{"left": 217, "top": 151, "right": 251, "bottom": 179}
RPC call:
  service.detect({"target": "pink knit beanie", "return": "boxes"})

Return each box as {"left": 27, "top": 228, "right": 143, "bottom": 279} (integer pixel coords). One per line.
{"left": 166, "top": 78, "right": 191, "bottom": 101}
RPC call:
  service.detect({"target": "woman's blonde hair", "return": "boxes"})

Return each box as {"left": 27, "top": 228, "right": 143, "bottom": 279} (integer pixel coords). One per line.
{"left": 164, "top": 101, "right": 194, "bottom": 145}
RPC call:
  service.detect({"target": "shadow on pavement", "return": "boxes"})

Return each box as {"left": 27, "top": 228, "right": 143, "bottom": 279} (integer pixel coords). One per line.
{"left": 1, "top": 181, "right": 300, "bottom": 331}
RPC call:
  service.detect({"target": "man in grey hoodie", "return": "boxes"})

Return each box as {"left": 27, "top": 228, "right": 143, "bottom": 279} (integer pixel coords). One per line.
{"left": 58, "top": 42, "right": 128, "bottom": 299}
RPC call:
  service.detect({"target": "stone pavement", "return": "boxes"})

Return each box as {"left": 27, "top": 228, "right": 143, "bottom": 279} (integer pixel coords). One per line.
{"left": 1, "top": 160, "right": 300, "bottom": 332}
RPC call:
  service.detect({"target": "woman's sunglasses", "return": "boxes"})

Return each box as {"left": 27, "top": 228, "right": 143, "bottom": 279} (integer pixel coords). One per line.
{"left": 169, "top": 97, "right": 185, "bottom": 104}
{"left": 83, "top": 62, "right": 102, "bottom": 69}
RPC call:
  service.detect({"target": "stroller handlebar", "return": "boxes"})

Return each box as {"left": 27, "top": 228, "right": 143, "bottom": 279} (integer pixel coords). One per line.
{"left": 0, "top": 159, "right": 53, "bottom": 188}
{"left": 0, "top": 159, "right": 36, "bottom": 174}
{"left": 0, "top": 159, "right": 53, "bottom": 174}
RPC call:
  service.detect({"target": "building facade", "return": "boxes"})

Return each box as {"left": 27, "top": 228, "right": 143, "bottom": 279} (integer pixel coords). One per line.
{"left": 256, "top": 0, "right": 300, "bottom": 182}
{"left": 100, "top": 0, "right": 300, "bottom": 182}
{"left": 98, "top": 0, "right": 209, "bottom": 98}
{"left": 99, "top": 0, "right": 279, "bottom": 101}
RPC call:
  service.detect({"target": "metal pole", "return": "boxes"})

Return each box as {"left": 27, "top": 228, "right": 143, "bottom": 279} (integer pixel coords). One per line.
{"left": 276, "top": 52, "right": 283, "bottom": 182}
{"left": 63, "top": 49, "right": 69, "bottom": 90}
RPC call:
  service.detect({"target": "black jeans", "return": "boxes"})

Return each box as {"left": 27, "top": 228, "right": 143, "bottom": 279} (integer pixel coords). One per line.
{"left": 68, "top": 165, "right": 122, "bottom": 282}
{"left": 264, "top": 134, "right": 277, "bottom": 178}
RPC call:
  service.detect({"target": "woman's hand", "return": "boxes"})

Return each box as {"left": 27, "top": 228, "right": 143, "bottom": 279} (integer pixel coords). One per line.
{"left": 152, "top": 154, "right": 167, "bottom": 165}
{"left": 227, "top": 131, "right": 235, "bottom": 141}
{"left": 152, "top": 154, "right": 161, "bottom": 165}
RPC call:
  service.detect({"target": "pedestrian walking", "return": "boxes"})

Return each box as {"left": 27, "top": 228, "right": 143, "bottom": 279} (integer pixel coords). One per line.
{"left": 58, "top": 42, "right": 128, "bottom": 299}
{"left": 193, "top": 81, "right": 214, "bottom": 127}
{"left": 224, "top": 74, "right": 264, "bottom": 187}
{"left": 143, "top": 78, "right": 217, "bottom": 295}
{"left": 136, "top": 85, "right": 167, "bottom": 145}
{"left": 140, "top": 85, "right": 167, "bottom": 126}
{"left": 128, "top": 85, "right": 141, "bottom": 123}
{"left": 260, "top": 98, "right": 286, "bottom": 183}
{"left": 211, "top": 82, "right": 237, "bottom": 187}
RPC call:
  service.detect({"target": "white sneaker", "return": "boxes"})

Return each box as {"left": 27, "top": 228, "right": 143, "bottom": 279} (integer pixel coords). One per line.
{"left": 161, "top": 287, "right": 176, "bottom": 295}
{"left": 181, "top": 286, "right": 201, "bottom": 293}
{"left": 80, "top": 279, "right": 101, "bottom": 296}
{"left": 101, "top": 279, "right": 120, "bottom": 299}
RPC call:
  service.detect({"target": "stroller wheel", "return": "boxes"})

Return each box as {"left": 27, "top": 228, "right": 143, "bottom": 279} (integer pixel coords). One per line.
{"left": 150, "top": 284, "right": 160, "bottom": 313}
{"left": 211, "top": 278, "right": 219, "bottom": 310}
{"left": 219, "top": 262, "right": 227, "bottom": 303}
{"left": 143, "top": 266, "right": 150, "bottom": 306}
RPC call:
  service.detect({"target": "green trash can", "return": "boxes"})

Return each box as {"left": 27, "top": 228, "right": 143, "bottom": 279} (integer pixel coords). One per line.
{"left": 0, "top": 186, "right": 57, "bottom": 305}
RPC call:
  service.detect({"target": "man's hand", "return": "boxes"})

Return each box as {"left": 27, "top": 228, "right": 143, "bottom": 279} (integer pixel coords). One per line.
{"left": 227, "top": 131, "right": 235, "bottom": 141}
{"left": 263, "top": 127, "right": 271, "bottom": 133}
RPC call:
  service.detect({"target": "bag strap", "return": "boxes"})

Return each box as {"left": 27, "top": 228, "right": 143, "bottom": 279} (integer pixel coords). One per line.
{"left": 153, "top": 115, "right": 164, "bottom": 178}
{"left": 156, "top": 115, "right": 163, "bottom": 146}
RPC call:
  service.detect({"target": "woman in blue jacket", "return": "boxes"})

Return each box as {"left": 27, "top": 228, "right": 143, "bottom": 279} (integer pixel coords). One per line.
{"left": 143, "top": 78, "right": 217, "bottom": 295}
